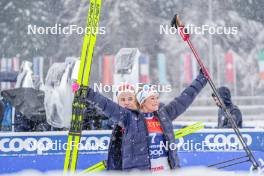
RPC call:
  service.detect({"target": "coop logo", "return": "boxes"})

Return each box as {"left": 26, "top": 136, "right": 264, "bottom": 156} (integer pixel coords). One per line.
{"left": 78, "top": 136, "right": 110, "bottom": 151}
{"left": 204, "top": 134, "right": 252, "bottom": 151}
{"left": 0, "top": 137, "right": 54, "bottom": 154}
{"left": 0, "top": 136, "right": 110, "bottom": 155}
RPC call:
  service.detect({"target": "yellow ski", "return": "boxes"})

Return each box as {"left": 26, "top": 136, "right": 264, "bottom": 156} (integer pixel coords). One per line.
{"left": 174, "top": 121, "right": 204, "bottom": 139}
{"left": 64, "top": 0, "right": 102, "bottom": 173}
{"left": 79, "top": 160, "right": 107, "bottom": 174}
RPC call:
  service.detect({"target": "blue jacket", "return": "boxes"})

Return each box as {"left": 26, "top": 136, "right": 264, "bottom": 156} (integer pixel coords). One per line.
{"left": 86, "top": 73, "right": 207, "bottom": 170}
{"left": 106, "top": 103, "right": 166, "bottom": 170}
{"left": 107, "top": 124, "right": 123, "bottom": 170}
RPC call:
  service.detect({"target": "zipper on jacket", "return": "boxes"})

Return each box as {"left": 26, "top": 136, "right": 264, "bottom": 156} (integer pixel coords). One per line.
{"left": 156, "top": 112, "right": 174, "bottom": 169}
{"left": 141, "top": 113, "right": 151, "bottom": 169}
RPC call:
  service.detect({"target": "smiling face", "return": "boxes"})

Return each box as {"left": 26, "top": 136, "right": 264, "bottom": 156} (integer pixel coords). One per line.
{"left": 141, "top": 95, "right": 159, "bottom": 113}
{"left": 117, "top": 92, "right": 138, "bottom": 110}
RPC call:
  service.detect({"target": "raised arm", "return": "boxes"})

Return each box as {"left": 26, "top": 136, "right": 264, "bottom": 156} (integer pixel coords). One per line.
{"left": 160, "top": 72, "right": 207, "bottom": 121}
{"left": 86, "top": 87, "right": 130, "bottom": 124}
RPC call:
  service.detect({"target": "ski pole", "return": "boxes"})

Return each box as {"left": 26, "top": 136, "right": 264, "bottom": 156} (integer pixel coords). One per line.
{"left": 207, "top": 155, "right": 249, "bottom": 169}
{"left": 171, "top": 14, "right": 259, "bottom": 170}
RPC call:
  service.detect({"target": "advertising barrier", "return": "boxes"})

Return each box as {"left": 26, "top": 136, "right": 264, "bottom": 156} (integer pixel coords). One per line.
{"left": 0, "top": 129, "right": 264, "bottom": 174}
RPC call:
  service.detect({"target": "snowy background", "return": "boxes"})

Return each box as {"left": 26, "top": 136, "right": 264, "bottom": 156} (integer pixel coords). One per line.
{"left": 1, "top": 0, "right": 264, "bottom": 123}
{"left": 1, "top": 1, "right": 264, "bottom": 174}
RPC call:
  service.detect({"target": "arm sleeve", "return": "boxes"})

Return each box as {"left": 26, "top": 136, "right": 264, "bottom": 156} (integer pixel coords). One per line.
{"left": 160, "top": 73, "right": 207, "bottom": 121}
{"left": 86, "top": 87, "right": 130, "bottom": 125}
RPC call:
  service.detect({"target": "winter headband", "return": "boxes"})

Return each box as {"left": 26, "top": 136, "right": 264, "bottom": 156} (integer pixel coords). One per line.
{"left": 136, "top": 84, "right": 159, "bottom": 105}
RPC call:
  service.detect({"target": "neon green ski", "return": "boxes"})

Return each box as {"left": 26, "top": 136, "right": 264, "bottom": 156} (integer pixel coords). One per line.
{"left": 79, "top": 160, "right": 107, "bottom": 174}
{"left": 174, "top": 121, "right": 204, "bottom": 139}
{"left": 64, "top": 0, "right": 102, "bottom": 173}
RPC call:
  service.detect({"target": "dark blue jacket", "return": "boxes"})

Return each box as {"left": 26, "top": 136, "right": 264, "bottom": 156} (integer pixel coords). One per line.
{"left": 218, "top": 105, "right": 242, "bottom": 128}
{"left": 106, "top": 102, "right": 166, "bottom": 170}
{"left": 217, "top": 87, "right": 242, "bottom": 128}
{"left": 107, "top": 124, "right": 123, "bottom": 170}
{"left": 0, "top": 100, "right": 5, "bottom": 131}
{"left": 86, "top": 73, "right": 207, "bottom": 170}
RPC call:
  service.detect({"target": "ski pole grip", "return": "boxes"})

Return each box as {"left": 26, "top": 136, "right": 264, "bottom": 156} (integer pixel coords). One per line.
{"left": 171, "top": 14, "right": 189, "bottom": 41}
{"left": 176, "top": 14, "right": 182, "bottom": 28}
{"left": 171, "top": 14, "right": 182, "bottom": 28}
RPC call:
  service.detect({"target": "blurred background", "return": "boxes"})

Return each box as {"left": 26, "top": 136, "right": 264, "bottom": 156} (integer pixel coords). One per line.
{"left": 0, "top": 0, "right": 264, "bottom": 130}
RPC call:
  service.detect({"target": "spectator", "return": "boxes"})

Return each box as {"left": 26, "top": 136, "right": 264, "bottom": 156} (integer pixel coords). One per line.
{"left": 212, "top": 86, "right": 242, "bottom": 128}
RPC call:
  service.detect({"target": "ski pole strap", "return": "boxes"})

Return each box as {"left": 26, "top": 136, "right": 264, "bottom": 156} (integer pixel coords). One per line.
{"left": 178, "top": 26, "right": 189, "bottom": 41}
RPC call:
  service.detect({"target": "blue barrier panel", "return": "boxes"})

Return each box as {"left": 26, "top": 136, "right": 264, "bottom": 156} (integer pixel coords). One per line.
{"left": 0, "top": 129, "right": 264, "bottom": 174}
{"left": 175, "top": 129, "right": 264, "bottom": 172}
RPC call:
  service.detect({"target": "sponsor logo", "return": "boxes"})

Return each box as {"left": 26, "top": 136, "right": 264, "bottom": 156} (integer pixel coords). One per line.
{"left": 0, "top": 137, "right": 53, "bottom": 154}
{"left": 161, "top": 133, "right": 252, "bottom": 152}
{"left": 204, "top": 134, "right": 252, "bottom": 150}
{"left": 0, "top": 136, "right": 110, "bottom": 155}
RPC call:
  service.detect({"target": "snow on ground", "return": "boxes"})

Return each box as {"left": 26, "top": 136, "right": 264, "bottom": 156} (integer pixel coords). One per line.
{"left": 1, "top": 167, "right": 263, "bottom": 176}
